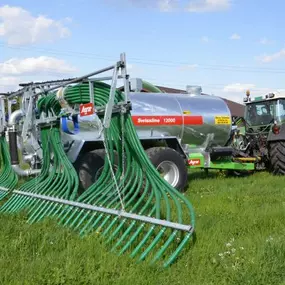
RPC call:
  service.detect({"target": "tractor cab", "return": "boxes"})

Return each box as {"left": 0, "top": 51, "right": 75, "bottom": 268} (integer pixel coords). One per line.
{"left": 243, "top": 91, "right": 285, "bottom": 131}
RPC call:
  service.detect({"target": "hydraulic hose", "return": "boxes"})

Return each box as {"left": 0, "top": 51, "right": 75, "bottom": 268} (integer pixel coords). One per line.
{"left": 142, "top": 80, "right": 163, "bottom": 93}
{"left": 0, "top": 136, "right": 18, "bottom": 201}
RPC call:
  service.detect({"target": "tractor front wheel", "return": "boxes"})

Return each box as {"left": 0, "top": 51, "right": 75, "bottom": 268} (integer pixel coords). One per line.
{"left": 269, "top": 141, "right": 285, "bottom": 175}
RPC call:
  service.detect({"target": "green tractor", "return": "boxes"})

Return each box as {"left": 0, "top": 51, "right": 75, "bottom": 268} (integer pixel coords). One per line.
{"left": 233, "top": 90, "right": 285, "bottom": 174}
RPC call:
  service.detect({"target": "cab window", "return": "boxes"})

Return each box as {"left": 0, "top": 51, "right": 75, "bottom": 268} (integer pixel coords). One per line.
{"left": 246, "top": 101, "right": 275, "bottom": 126}
{"left": 277, "top": 99, "right": 285, "bottom": 122}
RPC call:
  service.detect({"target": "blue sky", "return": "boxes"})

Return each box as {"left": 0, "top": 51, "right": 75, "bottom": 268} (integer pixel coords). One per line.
{"left": 1, "top": 0, "right": 285, "bottom": 103}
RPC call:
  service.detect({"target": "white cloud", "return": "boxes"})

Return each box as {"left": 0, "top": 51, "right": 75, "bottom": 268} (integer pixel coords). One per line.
{"left": 121, "top": 0, "right": 230, "bottom": 12}
{"left": 0, "top": 5, "right": 71, "bottom": 45}
{"left": 122, "top": 0, "right": 177, "bottom": 11}
{"left": 0, "top": 77, "right": 22, "bottom": 93}
{"left": 221, "top": 83, "right": 257, "bottom": 103}
{"left": 223, "top": 83, "right": 255, "bottom": 93}
{"left": 256, "top": 48, "right": 285, "bottom": 63}
{"left": 0, "top": 56, "right": 77, "bottom": 92}
{"left": 186, "top": 0, "right": 230, "bottom": 12}
{"left": 0, "top": 56, "right": 76, "bottom": 76}
{"left": 201, "top": 36, "right": 209, "bottom": 42}
{"left": 259, "top": 37, "right": 273, "bottom": 45}
{"left": 221, "top": 83, "right": 285, "bottom": 103}
{"left": 178, "top": 64, "right": 198, "bottom": 71}
{"left": 158, "top": 0, "right": 176, "bottom": 11}
{"left": 230, "top": 33, "right": 241, "bottom": 40}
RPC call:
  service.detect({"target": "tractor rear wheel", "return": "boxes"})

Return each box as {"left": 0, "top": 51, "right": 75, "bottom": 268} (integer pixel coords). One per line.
{"left": 75, "top": 149, "right": 119, "bottom": 192}
{"left": 269, "top": 141, "right": 285, "bottom": 175}
{"left": 145, "top": 147, "right": 188, "bottom": 192}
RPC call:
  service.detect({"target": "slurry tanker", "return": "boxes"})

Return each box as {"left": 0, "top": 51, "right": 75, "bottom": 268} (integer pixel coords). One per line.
{"left": 3, "top": 71, "right": 253, "bottom": 193}
{"left": 0, "top": 53, "right": 255, "bottom": 268}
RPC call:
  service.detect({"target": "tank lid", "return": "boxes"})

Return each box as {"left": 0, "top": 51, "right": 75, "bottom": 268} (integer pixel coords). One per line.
{"left": 186, "top": 85, "right": 202, "bottom": 95}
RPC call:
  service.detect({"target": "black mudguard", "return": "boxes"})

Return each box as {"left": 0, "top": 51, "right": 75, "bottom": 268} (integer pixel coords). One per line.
{"left": 267, "top": 124, "right": 285, "bottom": 142}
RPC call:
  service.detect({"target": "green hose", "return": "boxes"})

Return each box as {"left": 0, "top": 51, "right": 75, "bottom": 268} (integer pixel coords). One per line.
{"left": 1, "top": 81, "right": 195, "bottom": 267}
{"left": 0, "top": 136, "right": 18, "bottom": 201}
{"left": 142, "top": 80, "right": 163, "bottom": 93}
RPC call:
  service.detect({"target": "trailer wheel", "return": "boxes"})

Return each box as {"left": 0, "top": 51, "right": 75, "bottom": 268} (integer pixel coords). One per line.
{"left": 75, "top": 149, "right": 119, "bottom": 192}
{"left": 269, "top": 141, "right": 285, "bottom": 175}
{"left": 145, "top": 147, "right": 188, "bottom": 192}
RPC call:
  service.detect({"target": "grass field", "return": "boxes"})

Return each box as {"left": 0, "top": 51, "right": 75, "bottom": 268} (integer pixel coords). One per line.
{"left": 0, "top": 171, "right": 285, "bottom": 285}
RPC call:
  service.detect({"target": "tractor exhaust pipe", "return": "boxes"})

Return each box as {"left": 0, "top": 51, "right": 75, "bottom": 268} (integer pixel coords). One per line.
{"left": 8, "top": 109, "right": 41, "bottom": 177}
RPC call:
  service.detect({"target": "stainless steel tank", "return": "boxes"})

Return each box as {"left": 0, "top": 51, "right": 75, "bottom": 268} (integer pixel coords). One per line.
{"left": 61, "top": 91, "right": 232, "bottom": 163}
{"left": 65, "top": 92, "right": 231, "bottom": 146}
{"left": 128, "top": 92, "right": 232, "bottom": 147}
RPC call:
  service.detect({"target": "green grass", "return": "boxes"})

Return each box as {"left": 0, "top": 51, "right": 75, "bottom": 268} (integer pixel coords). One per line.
{"left": 0, "top": 171, "right": 285, "bottom": 285}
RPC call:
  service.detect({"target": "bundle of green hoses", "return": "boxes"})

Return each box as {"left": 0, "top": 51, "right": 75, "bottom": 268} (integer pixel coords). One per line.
{"left": 1, "top": 81, "right": 195, "bottom": 267}
{"left": 0, "top": 136, "right": 18, "bottom": 201}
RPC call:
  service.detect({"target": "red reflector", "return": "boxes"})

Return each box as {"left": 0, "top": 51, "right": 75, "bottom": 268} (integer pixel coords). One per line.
{"left": 272, "top": 125, "right": 280, "bottom": 134}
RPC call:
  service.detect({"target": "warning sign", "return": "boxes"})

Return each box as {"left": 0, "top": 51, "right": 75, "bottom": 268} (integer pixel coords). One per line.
{"left": 215, "top": 116, "right": 231, "bottom": 125}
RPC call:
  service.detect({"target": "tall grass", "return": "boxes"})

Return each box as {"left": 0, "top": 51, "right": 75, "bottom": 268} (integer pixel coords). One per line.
{"left": 0, "top": 171, "right": 284, "bottom": 284}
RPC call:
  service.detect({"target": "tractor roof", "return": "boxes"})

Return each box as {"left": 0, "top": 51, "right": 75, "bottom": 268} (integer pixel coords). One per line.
{"left": 244, "top": 90, "right": 285, "bottom": 104}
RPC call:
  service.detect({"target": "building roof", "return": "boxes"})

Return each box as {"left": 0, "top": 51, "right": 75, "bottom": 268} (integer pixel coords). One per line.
{"left": 156, "top": 85, "right": 245, "bottom": 117}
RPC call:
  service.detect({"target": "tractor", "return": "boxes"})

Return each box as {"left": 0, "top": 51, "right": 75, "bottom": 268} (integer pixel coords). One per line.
{"left": 232, "top": 90, "right": 285, "bottom": 174}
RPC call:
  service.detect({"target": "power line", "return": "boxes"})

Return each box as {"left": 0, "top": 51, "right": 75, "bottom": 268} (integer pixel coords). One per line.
{"left": 0, "top": 67, "right": 283, "bottom": 92}
{"left": 0, "top": 75, "right": 282, "bottom": 94}
{"left": 1, "top": 43, "right": 284, "bottom": 93}
{"left": 1, "top": 43, "right": 285, "bottom": 74}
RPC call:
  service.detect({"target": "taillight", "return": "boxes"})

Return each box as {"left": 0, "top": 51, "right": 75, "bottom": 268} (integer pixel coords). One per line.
{"left": 272, "top": 122, "right": 280, "bottom": 134}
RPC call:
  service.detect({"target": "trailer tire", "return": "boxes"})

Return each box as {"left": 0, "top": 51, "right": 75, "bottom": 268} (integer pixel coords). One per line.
{"left": 75, "top": 149, "right": 119, "bottom": 192}
{"left": 145, "top": 147, "right": 188, "bottom": 192}
{"left": 269, "top": 141, "right": 285, "bottom": 175}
